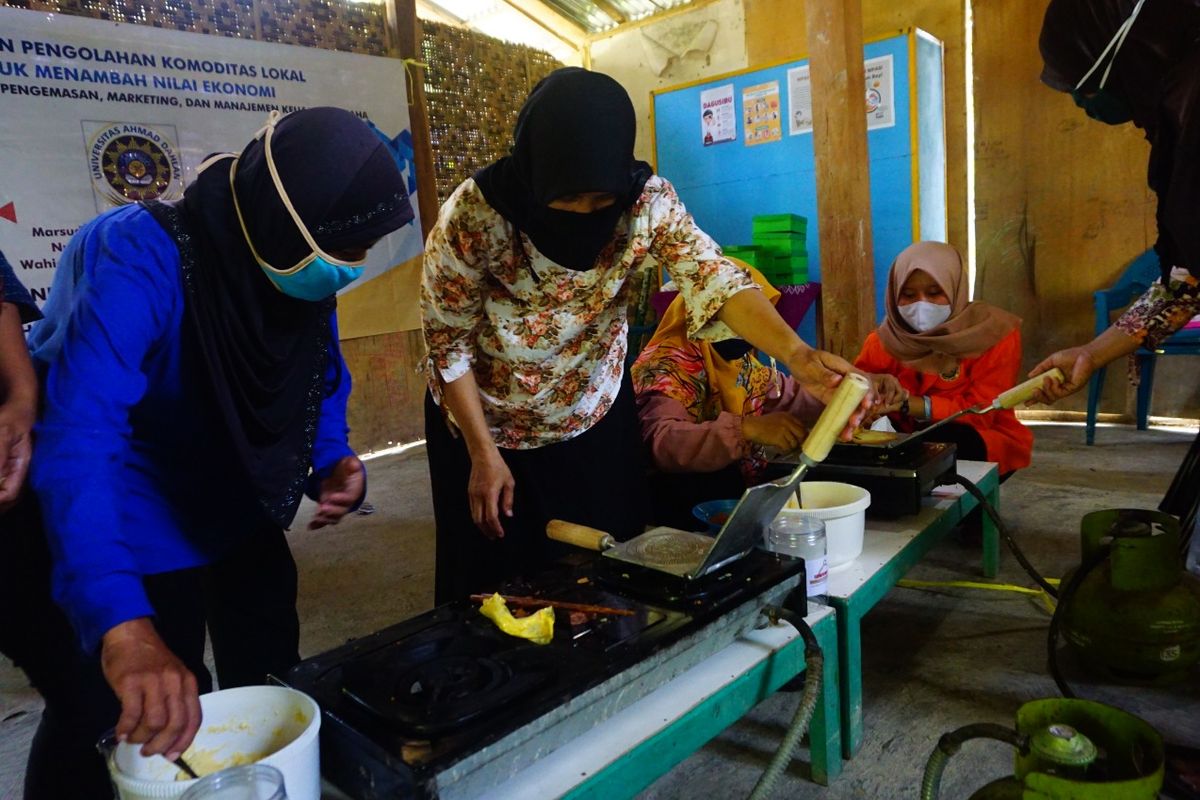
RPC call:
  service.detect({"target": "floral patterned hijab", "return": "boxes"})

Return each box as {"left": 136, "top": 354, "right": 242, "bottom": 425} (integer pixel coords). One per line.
{"left": 631, "top": 262, "right": 781, "bottom": 424}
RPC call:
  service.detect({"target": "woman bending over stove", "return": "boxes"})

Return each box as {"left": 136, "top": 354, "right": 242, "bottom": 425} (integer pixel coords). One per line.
{"left": 17, "top": 108, "right": 411, "bottom": 798}
{"left": 853, "top": 241, "right": 1033, "bottom": 478}
{"left": 422, "top": 67, "right": 877, "bottom": 605}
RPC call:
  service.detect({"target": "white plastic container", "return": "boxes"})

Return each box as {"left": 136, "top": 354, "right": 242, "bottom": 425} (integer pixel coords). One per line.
{"left": 786, "top": 482, "right": 871, "bottom": 570}
{"left": 105, "top": 686, "right": 320, "bottom": 800}
{"left": 767, "top": 512, "right": 828, "bottom": 603}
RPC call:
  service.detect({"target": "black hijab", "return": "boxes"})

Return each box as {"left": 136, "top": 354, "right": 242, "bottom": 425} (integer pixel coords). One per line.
{"left": 144, "top": 107, "right": 412, "bottom": 527}
{"left": 473, "top": 67, "right": 654, "bottom": 271}
{"left": 1040, "top": 0, "right": 1200, "bottom": 279}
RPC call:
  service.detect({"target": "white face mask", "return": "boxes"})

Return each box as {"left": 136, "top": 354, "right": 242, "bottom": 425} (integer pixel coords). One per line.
{"left": 899, "top": 300, "right": 952, "bottom": 333}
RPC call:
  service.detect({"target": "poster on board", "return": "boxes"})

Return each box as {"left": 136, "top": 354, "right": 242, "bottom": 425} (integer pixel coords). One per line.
{"left": 786, "top": 53, "right": 896, "bottom": 135}
{"left": 786, "top": 65, "right": 813, "bottom": 135}
{"left": 0, "top": 6, "right": 424, "bottom": 338}
{"left": 699, "top": 83, "right": 735, "bottom": 146}
{"left": 863, "top": 54, "right": 895, "bottom": 130}
{"left": 742, "top": 81, "right": 781, "bottom": 146}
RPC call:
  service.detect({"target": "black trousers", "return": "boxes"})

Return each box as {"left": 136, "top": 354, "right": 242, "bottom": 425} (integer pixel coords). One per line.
{"left": 426, "top": 377, "right": 650, "bottom": 606}
{"left": 0, "top": 496, "right": 300, "bottom": 800}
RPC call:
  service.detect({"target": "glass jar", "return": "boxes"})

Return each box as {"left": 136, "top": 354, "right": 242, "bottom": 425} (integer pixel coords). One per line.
{"left": 767, "top": 513, "right": 828, "bottom": 605}
{"left": 180, "top": 764, "right": 288, "bottom": 800}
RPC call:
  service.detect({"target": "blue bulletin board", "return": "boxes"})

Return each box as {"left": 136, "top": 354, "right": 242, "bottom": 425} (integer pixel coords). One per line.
{"left": 651, "top": 29, "right": 946, "bottom": 338}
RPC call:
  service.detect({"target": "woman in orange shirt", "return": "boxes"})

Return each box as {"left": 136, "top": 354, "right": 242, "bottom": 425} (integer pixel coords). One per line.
{"left": 854, "top": 241, "right": 1032, "bottom": 477}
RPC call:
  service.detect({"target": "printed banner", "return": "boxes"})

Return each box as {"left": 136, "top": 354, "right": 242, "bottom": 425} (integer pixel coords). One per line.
{"left": 742, "top": 81, "right": 782, "bottom": 146}
{"left": 699, "top": 83, "right": 735, "bottom": 146}
{"left": 0, "top": 6, "right": 424, "bottom": 338}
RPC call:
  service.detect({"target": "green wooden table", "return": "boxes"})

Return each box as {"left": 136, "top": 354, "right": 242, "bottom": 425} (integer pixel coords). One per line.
{"left": 468, "top": 604, "right": 841, "bottom": 799}
{"left": 825, "top": 459, "right": 1000, "bottom": 759}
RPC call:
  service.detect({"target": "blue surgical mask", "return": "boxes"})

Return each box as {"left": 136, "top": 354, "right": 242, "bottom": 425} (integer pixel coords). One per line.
{"left": 229, "top": 111, "right": 367, "bottom": 301}
{"left": 899, "top": 300, "right": 952, "bottom": 333}
{"left": 257, "top": 255, "right": 363, "bottom": 302}
{"left": 1071, "top": 0, "right": 1146, "bottom": 127}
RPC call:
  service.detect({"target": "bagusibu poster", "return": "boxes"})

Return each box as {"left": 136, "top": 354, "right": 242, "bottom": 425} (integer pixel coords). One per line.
{"left": 0, "top": 6, "right": 423, "bottom": 338}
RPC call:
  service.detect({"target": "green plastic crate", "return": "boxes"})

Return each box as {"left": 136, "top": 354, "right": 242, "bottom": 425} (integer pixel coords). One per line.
{"left": 721, "top": 245, "right": 762, "bottom": 267}
{"left": 752, "top": 214, "right": 808, "bottom": 236}
{"left": 753, "top": 235, "right": 808, "bottom": 259}
{"left": 762, "top": 268, "right": 809, "bottom": 286}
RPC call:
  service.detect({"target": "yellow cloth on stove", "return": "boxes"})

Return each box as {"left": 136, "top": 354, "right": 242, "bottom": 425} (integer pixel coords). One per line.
{"left": 478, "top": 593, "right": 555, "bottom": 645}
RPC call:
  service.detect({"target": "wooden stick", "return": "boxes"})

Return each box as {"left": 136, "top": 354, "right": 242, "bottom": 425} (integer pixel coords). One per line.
{"left": 470, "top": 594, "right": 635, "bottom": 617}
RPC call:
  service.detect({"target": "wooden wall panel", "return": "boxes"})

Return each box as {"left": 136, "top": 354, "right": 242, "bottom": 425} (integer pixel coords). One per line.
{"left": 971, "top": 0, "right": 1199, "bottom": 418}
{"left": 744, "top": 0, "right": 969, "bottom": 262}
{"left": 749, "top": 0, "right": 1197, "bottom": 418}
{"left": 342, "top": 329, "right": 428, "bottom": 453}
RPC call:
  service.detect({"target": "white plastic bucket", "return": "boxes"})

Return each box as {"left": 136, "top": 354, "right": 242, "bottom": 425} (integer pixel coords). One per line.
{"left": 785, "top": 482, "right": 871, "bottom": 570}
{"left": 106, "top": 685, "right": 320, "bottom": 800}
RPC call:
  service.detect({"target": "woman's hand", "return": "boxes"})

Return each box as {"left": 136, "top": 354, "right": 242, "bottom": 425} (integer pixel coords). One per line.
{"left": 101, "top": 618, "right": 202, "bottom": 762}
{"left": 0, "top": 303, "right": 37, "bottom": 514}
{"left": 785, "top": 349, "right": 873, "bottom": 436}
{"left": 469, "top": 448, "right": 515, "bottom": 539}
{"left": 742, "top": 412, "right": 810, "bottom": 453}
{"left": 1028, "top": 347, "right": 1097, "bottom": 404}
{"left": 0, "top": 400, "right": 34, "bottom": 513}
{"left": 309, "top": 455, "right": 366, "bottom": 530}
{"left": 868, "top": 374, "right": 907, "bottom": 414}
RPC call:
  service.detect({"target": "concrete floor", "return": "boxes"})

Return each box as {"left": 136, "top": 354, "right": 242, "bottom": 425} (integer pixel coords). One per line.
{"left": 2, "top": 423, "right": 1198, "bottom": 798}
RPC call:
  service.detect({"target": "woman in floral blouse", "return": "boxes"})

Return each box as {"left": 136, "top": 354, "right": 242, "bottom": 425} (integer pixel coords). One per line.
{"left": 421, "top": 68, "right": 869, "bottom": 603}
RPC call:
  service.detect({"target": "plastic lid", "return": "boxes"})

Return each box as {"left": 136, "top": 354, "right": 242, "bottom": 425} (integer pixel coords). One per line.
{"left": 180, "top": 765, "right": 287, "bottom": 800}
{"left": 770, "top": 513, "right": 825, "bottom": 537}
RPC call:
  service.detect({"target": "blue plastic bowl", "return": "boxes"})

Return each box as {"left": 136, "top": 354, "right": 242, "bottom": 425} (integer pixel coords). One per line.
{"left": 692, "top": 499, "right": 740, "bottom": 533}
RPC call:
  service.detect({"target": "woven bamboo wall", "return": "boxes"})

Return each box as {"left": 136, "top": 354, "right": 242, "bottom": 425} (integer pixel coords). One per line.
{"left": 0, "top": 0, "right": 390, "bottom": 54}
{"left": 420, "top": 20, "right": 563, "bottom": 203}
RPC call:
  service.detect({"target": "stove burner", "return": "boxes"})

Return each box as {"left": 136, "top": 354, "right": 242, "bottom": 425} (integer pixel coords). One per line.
{"left": 340, "top": 621, "right": 558, "bottom": 737}
{"left": 397, "top": 654, "right": 511, "bottom": 711}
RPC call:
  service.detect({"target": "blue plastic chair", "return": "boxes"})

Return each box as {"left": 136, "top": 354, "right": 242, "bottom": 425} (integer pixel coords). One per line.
{"left": 1086, "top": 249, "right": 1200, "bottom": 444}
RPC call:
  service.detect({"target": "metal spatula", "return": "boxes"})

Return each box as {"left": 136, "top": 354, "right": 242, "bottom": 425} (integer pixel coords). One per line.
{"left": 709, "top": 373, "right": 872, "bottom": 557}
{"left": 900, "top": 368, "right": 1065, "bottom": 445}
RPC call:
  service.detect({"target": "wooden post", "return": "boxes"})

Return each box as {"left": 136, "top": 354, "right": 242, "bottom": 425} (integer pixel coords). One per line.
{"left": 390, "top": 0, "right": 439, "bottom": 239}
{"left": 804, "top": 0, "right": 875, "bottom": 359}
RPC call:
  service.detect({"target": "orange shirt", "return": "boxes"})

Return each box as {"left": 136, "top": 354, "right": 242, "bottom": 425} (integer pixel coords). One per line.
{"left": 853, "top": 328, "right": 1033, "bottom": 474}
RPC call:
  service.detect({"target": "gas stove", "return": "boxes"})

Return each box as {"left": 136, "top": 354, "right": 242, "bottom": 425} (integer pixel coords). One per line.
{"left": 768, "top": 441, "right": 958, "bottom": 517}
{"left": 283, "top": 549, "right": 804, "bottom": 799}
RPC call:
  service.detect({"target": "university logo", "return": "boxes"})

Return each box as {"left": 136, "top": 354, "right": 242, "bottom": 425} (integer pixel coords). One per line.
{"left": 86, "top": 123, "right": 184, "bottom": 206}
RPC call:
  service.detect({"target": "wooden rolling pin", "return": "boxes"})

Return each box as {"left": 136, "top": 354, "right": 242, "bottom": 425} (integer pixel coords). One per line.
{"left": 801, "top": 373, "right": 872, "bottom": 465}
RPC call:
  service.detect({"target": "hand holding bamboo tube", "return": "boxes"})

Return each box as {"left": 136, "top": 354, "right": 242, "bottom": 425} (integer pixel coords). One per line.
{"left": 801, "top": 373, "right": 872, "bottom": 463}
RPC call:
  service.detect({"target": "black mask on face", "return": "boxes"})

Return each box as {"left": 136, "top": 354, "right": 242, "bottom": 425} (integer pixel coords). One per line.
{"left": 1072, "top": 87, "right": 1134, "bottom": 125}
{"left": 530, "top": 204, "right": 626, "bottom": 270}
{"left": 712, "top": 339, "right": 755, "bottom": 361}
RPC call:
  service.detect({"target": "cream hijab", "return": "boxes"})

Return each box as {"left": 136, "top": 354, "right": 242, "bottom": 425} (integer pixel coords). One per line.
{"left": 876, "top": 242, "right": 1021, "bottom": 375}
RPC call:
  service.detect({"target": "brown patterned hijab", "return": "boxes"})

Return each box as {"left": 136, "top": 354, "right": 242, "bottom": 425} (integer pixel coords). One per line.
{"left": 876, "top": 242, "right": 1021, "bottom": 375}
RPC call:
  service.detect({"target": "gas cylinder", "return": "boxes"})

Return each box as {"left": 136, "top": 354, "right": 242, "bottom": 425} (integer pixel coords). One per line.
{"left": 1060, "top": 509, "right": 1200, "bottom": 682}
{"left": 937, "top": 700, "right": 1165, "bottom": 800}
